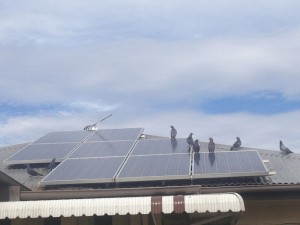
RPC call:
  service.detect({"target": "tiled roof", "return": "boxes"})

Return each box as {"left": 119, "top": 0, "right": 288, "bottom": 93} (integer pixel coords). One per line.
{"left": 0, "top": 140, "right": 300, "bottom": 191}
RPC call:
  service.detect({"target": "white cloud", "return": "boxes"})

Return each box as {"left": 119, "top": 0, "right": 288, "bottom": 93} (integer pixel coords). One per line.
{"left": 2, "top": 29, "right": 300, "bottom": 104}
{"left": 1, "top": 0, "right": 300, "bottom": 152}
{"left": 69, "top": 101, "right": 121, "bottom": 112}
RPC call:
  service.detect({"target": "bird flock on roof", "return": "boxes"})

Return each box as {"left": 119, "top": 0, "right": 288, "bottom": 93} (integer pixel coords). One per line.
{"left": 170, "top": 126, "right": 294, "bottom": 155}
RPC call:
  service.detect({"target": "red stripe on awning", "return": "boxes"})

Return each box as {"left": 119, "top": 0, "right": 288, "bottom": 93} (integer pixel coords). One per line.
{"left": 151, "top": 196, "right": 162, "bottom": 214}
{"left": 174, "top": 195, "right": 185, "bottom": 213}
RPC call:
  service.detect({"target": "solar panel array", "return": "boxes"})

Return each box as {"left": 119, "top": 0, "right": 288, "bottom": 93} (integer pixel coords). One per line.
{"left": 4, "top": 128, "right": 270, "bottom": 186}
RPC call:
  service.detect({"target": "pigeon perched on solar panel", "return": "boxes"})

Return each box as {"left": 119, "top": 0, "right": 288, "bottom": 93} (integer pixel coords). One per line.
{"left": 187, "top": 133, "right": 194, "bottom": 146}
{"left": 230, "top": 137, "right": 241, "bottom": 151}
{"left": 27, "top": 164, "right": 43, "bottom": 176}
{"left": 47, "top": 158, "right": 56, "bottom": 170}
{"left": 208, "top": 137, "right": 215, "bottom": 152}
{"left": 170, "top": 126, "right": 177, "bottom": 138}
{"left": 280, "top": 140, "right": 293, "bottom": 154}
{"left": 193, "top": 139, "right": 200, "bottom": 153}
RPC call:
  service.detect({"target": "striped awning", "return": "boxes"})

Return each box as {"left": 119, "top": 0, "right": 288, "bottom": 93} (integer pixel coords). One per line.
{"left": 0, "top": 193, "right": 244, "bottom": 219}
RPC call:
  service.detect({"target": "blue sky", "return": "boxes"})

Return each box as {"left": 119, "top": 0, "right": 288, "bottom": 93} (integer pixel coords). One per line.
{"left": 1, "top": 0, "right": 300, "bottom": 152}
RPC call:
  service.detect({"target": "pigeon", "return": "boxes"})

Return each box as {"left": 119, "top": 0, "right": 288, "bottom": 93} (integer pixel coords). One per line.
{"left": 27, "top": 164, "right": 43, "bottom": 176}
{"left": 170, "top": 126, "right": 177, "bottom": 138}
{"left": 280, "top": 140, "right": 293, "bottom": 154}
{"left": 230, "top": 137, "right": 241, "bottom": 151}
{"left": 193, "top": 139, "right": 200, "bottom": 153}
{"left": 208, "top": 137, "right": 215, "bottom": 152}
{"left": 187, "top": 133, "right": 194, "bottom": 146}
{"left": 47, "top": 158, "right": 56, "bottom": 170}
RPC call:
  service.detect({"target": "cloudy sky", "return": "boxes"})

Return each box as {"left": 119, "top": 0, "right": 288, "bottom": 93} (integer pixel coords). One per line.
{"left": 1, "top": 0, "right": 300, "bottom": 152}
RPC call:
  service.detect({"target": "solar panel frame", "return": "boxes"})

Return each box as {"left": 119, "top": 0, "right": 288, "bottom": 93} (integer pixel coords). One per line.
{"left": 41, "top": 157, "right": 126, "bottom": 185}
{"left": 116, "top": 153, "right": 192, "bottom": 182}
{"left": 192, "top": 150, "right": 269, "bottom": 179}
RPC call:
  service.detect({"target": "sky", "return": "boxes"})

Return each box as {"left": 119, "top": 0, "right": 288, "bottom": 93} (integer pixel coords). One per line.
{"left": 1, "top": 0, "right": 300, "bottom": 152}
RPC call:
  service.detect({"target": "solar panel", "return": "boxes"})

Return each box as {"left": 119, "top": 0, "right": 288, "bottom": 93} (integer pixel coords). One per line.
{"left": 192, "top": 151, "right": 268, "bottom": 179}
{"left": 131, "top": 138, "right": 189, "bottom": 155}
{"left": 116, "top": 154, "right": 191, "bottom": 182}
{"left": 41, "top": 157, "right": 125, "bottom": 185}
{"left": 4, "top": 143, "right": 80, "bottom": 164}
{"left": 69, "top": 140, "right": 136, "bottom": 158}
{"left": 86, "top": 128, "right": 143, "bottom": 142}
{"left": 34, "top": 131, "right": 92, "bottom": 143}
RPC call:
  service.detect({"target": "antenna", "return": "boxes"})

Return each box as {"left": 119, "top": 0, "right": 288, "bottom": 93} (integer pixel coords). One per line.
{"left": 83, "top": 114, "right": 112, "bottom": 131}
{"left": 94, "top": 114, "right": 112, "bottom": 126}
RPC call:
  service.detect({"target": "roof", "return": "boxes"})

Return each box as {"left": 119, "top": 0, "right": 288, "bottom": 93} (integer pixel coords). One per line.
{"left": 0, "top": 144, "right": 36, "bottom": 190}
{"left": 0, "top": 139, "right": 300, "bottom": 191}
{"left": 0, "top": 193, "right": 244, "bottom": 219}
{"left": 0, "top": 171, "right": 30, "bottom": 191}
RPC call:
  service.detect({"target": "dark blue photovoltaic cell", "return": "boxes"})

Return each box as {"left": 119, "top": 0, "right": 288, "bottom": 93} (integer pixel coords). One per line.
{"left": 193, "top": 151, "right": 268, "bottom": 178}
{"left": 70, "top": 141, "right": 135, "bottom": 158}
{"left": 34, "top": 131, "right": 92, "bottom": 143}
{"left": 41, "top": 157, "right": 125, "bottom": 185}
{"left": 204, "top": 153, "right": 218, "bottom": 174}
{"left": 5, "top": 143, "right": 79, "bottom": 163}
{"left": 237, "top": 151, "right": 253, "bottom": 171}
{"left": 131, "top": 138, "right": 188, "bottom": 155}
{"left": 116, "top": 154, "right": 190, "bottom": 182}
{"left": 227, "top": 152, "right": 241, "bottom": 173}
{"left": 246, "top": 151, "right": 267, "bottom": 171}
{"left": 214, "top": 152, "right": 229, "bottom": 173}
{"left": 86, "top": 128, "right": 143, "bottom": 142}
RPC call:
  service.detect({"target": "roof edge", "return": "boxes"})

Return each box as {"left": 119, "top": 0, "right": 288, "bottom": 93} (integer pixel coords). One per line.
{"left": 20, "top": 184, "right": 300, "bottom": 201}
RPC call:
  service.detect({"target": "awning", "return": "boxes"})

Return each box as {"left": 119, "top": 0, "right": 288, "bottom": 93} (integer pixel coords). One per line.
{"left": 0, "top": 193, "right": 244, "bottom": 219}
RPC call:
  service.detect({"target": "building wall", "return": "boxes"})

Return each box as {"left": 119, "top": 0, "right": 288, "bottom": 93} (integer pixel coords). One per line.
{"left": 0, "top": 185, "right": 9, "bottom": 201}
{"left": 238, "top": 199, "right": 300, "bottom": 225}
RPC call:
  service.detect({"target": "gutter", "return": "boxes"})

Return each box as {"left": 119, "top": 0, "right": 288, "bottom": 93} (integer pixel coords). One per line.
{"left": 20, "top": 184, "right": 300, "bottom": 201}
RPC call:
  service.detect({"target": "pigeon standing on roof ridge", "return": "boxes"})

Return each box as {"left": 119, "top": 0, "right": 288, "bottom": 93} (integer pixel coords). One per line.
{"left": 230, "top": 137, "right": 241, "bottom": 151}
{"left": 27, "top": 164, "right": 43, "bottom": 176}
{"left": 47, "top": 158, "right": 56, "bottom": 170}
{"left": 280, "top": 140, "right": 293, "bottom": 154}
{"left": 170, "top": 126, "right": 177, "bottom": 138}
{"left": 193, "top": 139, "right": 200, "bottom": 153}
{"left": 187, "top": 133, "right": 194, "bottom": 146}
{"left": 208, "top": 137, "right": 215, "bottom": 152}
